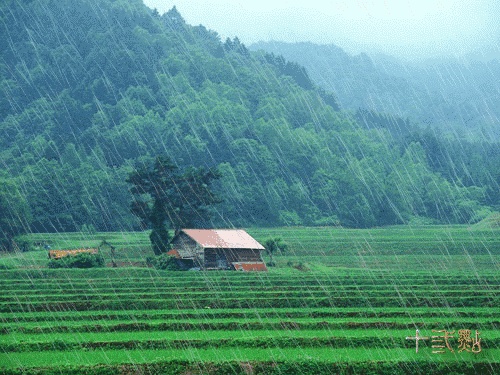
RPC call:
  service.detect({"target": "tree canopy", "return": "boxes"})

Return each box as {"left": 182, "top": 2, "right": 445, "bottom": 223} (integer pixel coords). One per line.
{"left": 127, "top": 156, "right": 221, "bottom": 255}
{"left": 0, "top": 175, "right": 31, "bottom": 251}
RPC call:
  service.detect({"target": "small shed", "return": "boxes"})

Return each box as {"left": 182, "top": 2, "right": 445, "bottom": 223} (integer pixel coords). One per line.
{"left": 170, "top": 229, "right": 267, "bottom": 271}
{"left": 48, "top": 248, "right": 98, "bottom": 260}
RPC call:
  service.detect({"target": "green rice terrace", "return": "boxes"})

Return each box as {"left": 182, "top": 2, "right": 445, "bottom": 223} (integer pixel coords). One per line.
{"left": 0, "top": 225, "right": 499, "bottom": 374}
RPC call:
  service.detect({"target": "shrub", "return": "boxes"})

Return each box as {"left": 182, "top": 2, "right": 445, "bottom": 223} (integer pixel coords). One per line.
{"left": 48, "top": 253, "right": 105, "bottom": 269}
{"left": 13, "top": 239, "right": 33, "bottom": 252}
{"left": 153, "top": 254, "right": 182, "bottom": 271}
{"left": 264, "top": 237, "right": 288, "bottom": 267}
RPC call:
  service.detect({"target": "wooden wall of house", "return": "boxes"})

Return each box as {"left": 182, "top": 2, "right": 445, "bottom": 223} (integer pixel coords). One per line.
{"left": 170, "top": 233, "right": 202, "bottom": 261}
{"left": 204, "top": 249, "right": 218, "bottom": 268}
{"left": 204, "top": 248, "right": 263, "bottom": 268}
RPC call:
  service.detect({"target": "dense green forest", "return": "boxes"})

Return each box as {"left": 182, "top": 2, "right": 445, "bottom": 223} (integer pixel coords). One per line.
{"left": 0, "top": 0, "right": 498, "bottom": 244}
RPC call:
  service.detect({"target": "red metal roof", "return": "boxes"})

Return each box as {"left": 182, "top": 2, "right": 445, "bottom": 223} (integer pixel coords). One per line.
{"left": 232, "top": 262, "right": 268, "bottom": 272}
{"left": 181, "top": 229, "right": 265, "bottom": 250}
{"left": 166, "top": 249, "right": 181, "bottom": 258}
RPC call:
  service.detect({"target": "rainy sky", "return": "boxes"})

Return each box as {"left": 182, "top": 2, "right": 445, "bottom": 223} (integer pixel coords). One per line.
{"left": 143, "top": 0, "right": 500, "bottom": 59}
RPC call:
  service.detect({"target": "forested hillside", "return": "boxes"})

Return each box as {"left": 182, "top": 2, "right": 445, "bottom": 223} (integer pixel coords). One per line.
{"left": 0, "top": 0, "right": 497, "bottom": 239}
{"left": 250, "top": 41, "right": 500, "bottom": 140}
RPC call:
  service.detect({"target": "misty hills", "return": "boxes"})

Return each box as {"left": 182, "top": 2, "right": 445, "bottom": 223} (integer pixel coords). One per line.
{"left": 0, "top": 0, "right": 498, "bottom": 233}
{"left": 250, "top": 41, "right": 500, "bottom": 140}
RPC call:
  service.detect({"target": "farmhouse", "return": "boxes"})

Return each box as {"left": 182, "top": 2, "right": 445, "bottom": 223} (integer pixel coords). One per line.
{"left": 48, "top": 248, "right": 98, "bottom": 259}
{"left": 170, "top": 229, "right": 267, "bottom": 271}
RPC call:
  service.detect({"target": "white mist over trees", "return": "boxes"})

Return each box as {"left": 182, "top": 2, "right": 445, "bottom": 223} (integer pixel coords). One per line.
{"left": 143, "top": 0, "right": 500, "bottom": 60}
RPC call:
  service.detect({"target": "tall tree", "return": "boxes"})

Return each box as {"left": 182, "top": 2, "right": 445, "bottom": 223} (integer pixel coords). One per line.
{"left": 126, "top": 156, "right": 221, "bottom": 255}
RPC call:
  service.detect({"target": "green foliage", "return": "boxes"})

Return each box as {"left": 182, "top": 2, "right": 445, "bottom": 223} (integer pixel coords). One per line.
{"left": 264, "top": 237, "right": 288, "bottom": 266}
{"left": 252, "top": 41, "right": 500, "bottom": 141}
{"left": 13, "top": 239, "right": 33, "bottom": 252}
{"left": 48, "top": 253, "right": 105, "bottom": 269}
{"left": 80, "top": 224, "right": 97, "bottom": 235}
{"left": 127, "top": 155, "right": 221, "bottom": 255}
{"left": 264, "top": 238, "right": 288, "bottom": 255}
{"left": 0, "top": 175, "right": 31, "bottom": 251}
{"left": 152, "top": 254, "right": 183, "bottom": 271}
{"left": 473, "top": 211, "right": 500, "bottom": 229}
{"left": 0, "top": 0, "right": 496, "bottom": 232}
{"left": 149, "top": 226, "right": 170, "bottom": 256}
{"left": 286, "top": 261, "right": 309, "bottom": 271}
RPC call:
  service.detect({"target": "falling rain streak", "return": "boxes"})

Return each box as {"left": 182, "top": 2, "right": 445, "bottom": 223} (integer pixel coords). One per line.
{"left": 0, "top": 0, "right": 498, "bottom": 374}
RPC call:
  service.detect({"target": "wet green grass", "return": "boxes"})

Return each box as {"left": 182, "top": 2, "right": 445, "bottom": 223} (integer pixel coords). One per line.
{"left": 0, "top": 225, "right": 498, "bottom": 372}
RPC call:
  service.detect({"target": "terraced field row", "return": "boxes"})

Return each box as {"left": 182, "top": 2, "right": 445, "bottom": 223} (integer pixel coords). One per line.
{"left": 2, "top": 348, "right": 498, "bottom": 375}
{"left": 1, "top": 307, "right": 497, "bottom": 324}
{"left": 1, "top": 269, "right": 499, "bottom": 374}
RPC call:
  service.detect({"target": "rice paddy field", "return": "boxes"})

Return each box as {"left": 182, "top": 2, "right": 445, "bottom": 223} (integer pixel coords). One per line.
{"left": 0, "top": 225, "right": 499, "bottom": 374}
